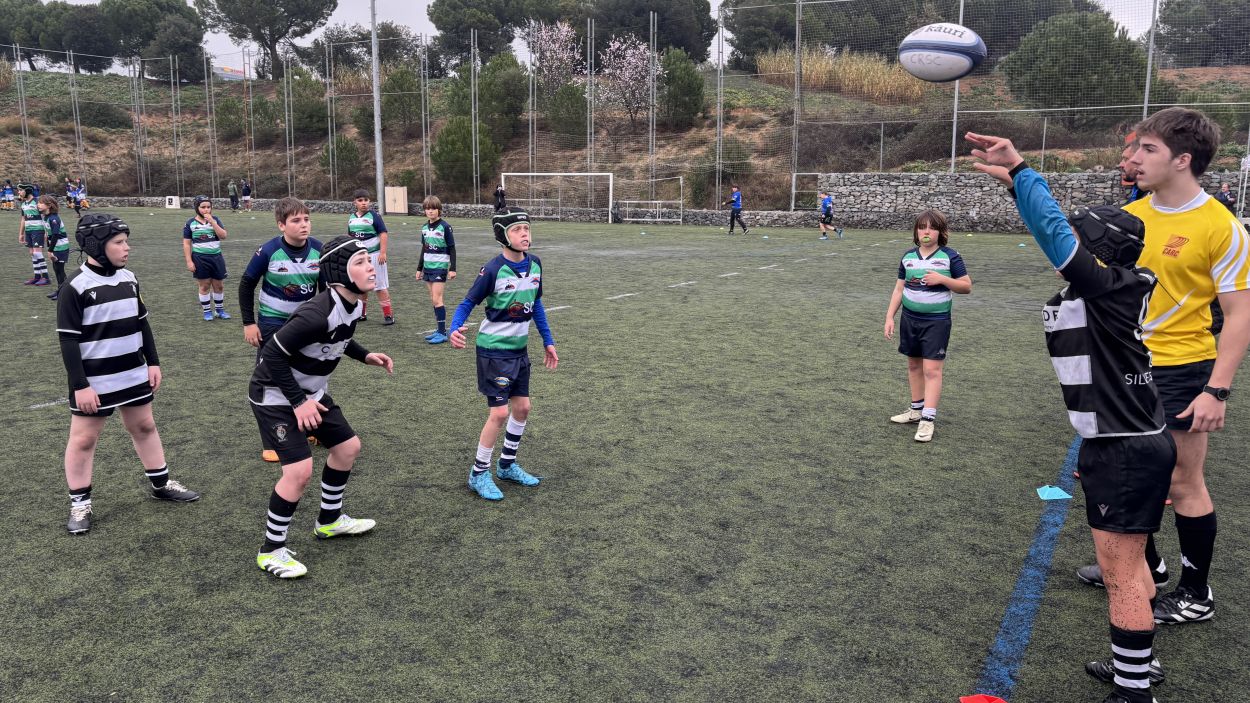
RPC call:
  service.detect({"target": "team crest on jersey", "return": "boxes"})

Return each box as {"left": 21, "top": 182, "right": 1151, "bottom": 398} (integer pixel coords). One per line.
{"left": 507, "top": 302, "right": 528, "bottom": 318}
{"left": 504, "top": 283, "right": 516, "bottom": 291}
{"left": 276, "top": 265, "right": 289, "bottom": 272}
{"left": 273, "top": 423, "right": 288, "bottom": 443}
{"left": 1162, "top": 236, "right": 1189, "bottom": 258}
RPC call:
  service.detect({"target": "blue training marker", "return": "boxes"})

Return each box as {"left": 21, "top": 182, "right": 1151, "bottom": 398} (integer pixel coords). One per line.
{"left": 1036, "top": 485, "right": 1072, "bottom": 500}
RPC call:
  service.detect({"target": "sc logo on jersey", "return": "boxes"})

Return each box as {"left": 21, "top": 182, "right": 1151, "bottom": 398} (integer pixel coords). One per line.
{"left": 282, "top": 282, "right": 316, "bottom": 297}
{"left": 507, "top": 302, "right": 534, "bottom": 318}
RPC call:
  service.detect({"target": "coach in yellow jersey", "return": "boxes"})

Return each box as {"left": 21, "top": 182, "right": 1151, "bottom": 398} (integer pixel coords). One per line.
{"left": 1122, "top": 108, "right": 1250, "bottom": 626}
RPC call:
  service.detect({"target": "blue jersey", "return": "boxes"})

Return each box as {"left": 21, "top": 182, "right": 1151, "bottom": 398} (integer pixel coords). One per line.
{"left": 2, "top": 185, "right": 13, "bottom": 198}
{"left": 821, "top": 195, "right": 833, "bottom": 215}
{"left": 730, "top": 191, "right": 742, "bottom": 209}
{"left": 451, "top": 254, "right": 555, "bottom": 359}
{"left": 243, "top": 236, "right": 323, "bottom": 326}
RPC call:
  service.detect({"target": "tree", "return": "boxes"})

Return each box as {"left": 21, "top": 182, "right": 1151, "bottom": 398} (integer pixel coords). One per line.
{"left": 721, "top": 0, "right": 794, "bottom": 71}
{"left": 100, "top": 0, "right": 200, "bottom": 60}
{"left": 428, "top": 0, "right": 514, "bottom": 68}
{"left": 1156, "top": 0, "right": 1250, "bottom": 67}
{"left": 287, "top": 66, "right": 328, "bottom": 140}
{"left": 320, "top": 133, "right": 364, "bottom": 181}
{"left": 195, "top": 0, "right": 337, "bottom": 81}
{"left": 444, "top": 52, "right": 527, "bottom": 146}
{"left": 381, "top": 67, "right": 422, "bottom": 137}
{"left": 60, "top": 6, "right": 120, "bottom": 74}
{"left": 295, "top": 21, "right": 421, "bottom": 78}
{"left": 142, "top": 15, "right": 207, "bottom": 82}
{"left": 660, "top": 48, "right": 702, "bottom": 130}
{"left": 598, "top": 34, "right": 663, "bottom": 132}
{"left": 546, "top": 83, "right": 586, "bottom": 136}
{"left": 0, "top": 0, "right": 41, "bottom": 49}
{"left": 1003, "top": 12, "right": 1173, "bottom": 128}
{"left": 430, "top": 116, "right": 501, "bottom": 192}
{"left": 215, "top": 95, "right": 246, "bottom": 140}
{"left": 526, "top": 20, "right": 582, "bottom": 97}
{"left": 593, "top": 0, "right": 716, "bottom": 64}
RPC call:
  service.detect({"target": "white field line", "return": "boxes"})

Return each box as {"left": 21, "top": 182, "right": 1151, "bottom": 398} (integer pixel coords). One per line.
{"left": 718, "top": 272, "right": 741, "bottom": 277}
{"left": 823, "top": 252, "right": 839, "bottom": 256}
{"left": 606, "top": 293, "right": 639, "bottom": 300}
{"left": 794, "top": 258, "right": 810, "bottom": 262}
{"left": 757, "top": 264, "right": 778, "bottom": 270}
{"left": 668, "top": 281, "right": 697, "bottom": 288}
{"left": 29, "top": 398, "right": 68, "bottom": 409}
{"left": 545, "top": 305, "right": 572, "bottom": 312}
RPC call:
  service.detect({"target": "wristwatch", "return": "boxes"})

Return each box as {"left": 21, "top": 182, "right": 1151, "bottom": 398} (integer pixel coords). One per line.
{"left": 1202, "top": 385, "right": 1231, "bottom": 401}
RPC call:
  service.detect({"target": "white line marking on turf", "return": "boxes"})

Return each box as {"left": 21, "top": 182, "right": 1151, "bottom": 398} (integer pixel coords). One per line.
{"left": 668, "top": 281, "right": 697, "bottom": 288}
{"left": 546, "top": 305, "right": 572, "bottom": 311}
{"left": 823, "top": 252, "right": 839, "bottom": 256}
{"left": 29, "top": 398, "right": 68, "bottom": 409}
{"left": 606, "top": 293, "right": 639, "bottom": 300}
{"left": 718, "top": 272, "right": 741, "bottom": 277}
{"left": 758, "top": 264, "right": 778, "bottom": 270}
{"left": 794, "top": 258, "right": 810, "bottom": 262}
{"left": 871, "top": 243, "right": 881, "bottom": 246}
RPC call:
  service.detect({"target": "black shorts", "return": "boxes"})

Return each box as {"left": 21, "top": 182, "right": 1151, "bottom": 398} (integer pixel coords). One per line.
{"left": 251, "top": 393, "right": 356, "bottom": 464}
{"left": 23, "top": 230, "right": 45, "bottom": 248}
{"left": 820, "top": 213, "right": 834, "bottom": 225}
{"left": 70, "top": 392, "right": 152, "bottom": 417}
{"left": 898, "top": 313, "right": 951, "bottom": 361}
{"left": 50, "top": 247, "right": 69, "bottom": 263}
{"left": 1078, "top": 432, "right": 1176, "bottom": 534}
{"left": 192, "top": 253, "right": 227, "bottom": 280}
{"left": 1153, "top": 359, "right": 1214, "bottom": 431}
{"left": 476, "top": 354, "right": 531, "bottom": 407}
{"left": 422, "top": 269, "right": 449, "bottom": 283}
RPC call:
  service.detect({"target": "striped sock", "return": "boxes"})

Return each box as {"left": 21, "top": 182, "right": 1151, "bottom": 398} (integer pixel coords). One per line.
{"left": 144, "top": 464, "right": 169, "bottom": 489}
{"left": 262, "top": 491, "right": 299, "bottom": 553}
{"left": 471, "top": 444, "right": 493, "bottom": 476}
{"left": 499, "top": 416, "right": 527, "bottom": 467}
{"left": 212, "top": 292, "right": 225, "bottom": 312}
{"left": 32, "top": 252, "right": 47, "bottom": 277}
{"left": 435, "top": 306, "right": 446, "bottom": 334}
{"left": 921, "top": 407, "right": 937, "bottom": 421}
{"left": 910, "top": 399, "right": 924, "bottom": 410}
{"left": 199, "top": 294, "right": 211, "bottom": 313}
{"left": 1110, "top": 624, "right": 1156, "bottom": 702}
{"left": 69, "top": 484, "right": 92, "bottom": 509}
{"left": 317, "top": 465, "right": 352, "bottom": 526}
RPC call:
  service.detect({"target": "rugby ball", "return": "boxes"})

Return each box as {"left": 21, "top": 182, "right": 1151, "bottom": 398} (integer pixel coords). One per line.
{"left": 898, "top": 23, "right": 986, "bottom": 82}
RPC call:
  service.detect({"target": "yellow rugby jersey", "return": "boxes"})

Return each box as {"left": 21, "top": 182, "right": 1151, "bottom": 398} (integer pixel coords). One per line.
{"left": 1125, "top": 192, "right": 1250, "bottom": 365}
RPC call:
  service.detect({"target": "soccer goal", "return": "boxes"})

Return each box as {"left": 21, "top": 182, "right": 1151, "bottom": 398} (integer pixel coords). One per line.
{"left": 501, "top": 172, "right": 614, "bottom": 220}
{"left": 615, "top": 176, "right": 684, "bottom": 224}
{"left": 790, "top": 172, "right": 823, "bottom": 211}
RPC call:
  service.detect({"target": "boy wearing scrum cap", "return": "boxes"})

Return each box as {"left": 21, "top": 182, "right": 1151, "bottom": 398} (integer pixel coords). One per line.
{"left": 449, "top": 207, "right": 559, "bottom": 501}
{"left": 250, "top": 235, "right": 394, "bottom": 578}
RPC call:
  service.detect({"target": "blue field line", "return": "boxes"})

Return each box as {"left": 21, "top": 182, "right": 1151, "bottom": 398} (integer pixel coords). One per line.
{"left": 974, "top": 434, "right": 1082, "bottom": 700}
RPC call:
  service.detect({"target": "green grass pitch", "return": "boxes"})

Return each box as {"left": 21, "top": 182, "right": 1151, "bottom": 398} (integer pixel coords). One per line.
{"left": 1, "top": 207, "right": 1247, "bottom": 702}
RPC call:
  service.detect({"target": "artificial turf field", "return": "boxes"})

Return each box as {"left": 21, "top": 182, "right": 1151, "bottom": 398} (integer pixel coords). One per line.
{"left": 1, "top": 206, "right": 1247, "bottom": 703}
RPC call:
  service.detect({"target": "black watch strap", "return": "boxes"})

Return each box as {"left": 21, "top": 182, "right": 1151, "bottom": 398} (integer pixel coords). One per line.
{"left": 1203, "top": 385, "right": 1231, "bottom": 401}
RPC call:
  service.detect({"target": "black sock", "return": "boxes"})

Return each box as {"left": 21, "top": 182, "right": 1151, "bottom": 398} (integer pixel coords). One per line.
{"left": 435, "top": 305, "right": 446, "bottom": 334}
{"left": 69, "top": 484, "right": 92, "bottom": 507}
{"left": 317, "top": 464, "right": 352, "bottom": 526}
{"left": 262, "top": 491, "right": 299, "bottom": 553}
{"left": 1109, "top": 624, "right": 1156, "bottom": 702}
{"left": 53, "top": 260, "right": 66, "bottom": 285}
{"left": 1175, "top": 511, "right": 1217, "bottom": 593}
{"left": 1145, "top": 533, "right": 1163, "bottom": 573}
{"left": 145, "top": 465, "right": 169, "bottom": 489}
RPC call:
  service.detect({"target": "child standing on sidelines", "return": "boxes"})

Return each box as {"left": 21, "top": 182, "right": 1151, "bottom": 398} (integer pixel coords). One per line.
{"left": 39, "top": 195, "right": 69, "bottom": 299}
{"left": 1, "top": 180, "right": 14, "bottom": 210}
{"left": 182, "top": 195, "right": 231, "bottom": 321}
{"left": 817, "top": 190, "right": 843, "bottom": 240}
{"left": 723, "top": 185, "right": 749, "bottom": 235}
{"left": 883, "top": 210, "right": 972, "bottom": 442}
{"left": 415, "top": 195, "right": 457, "bottom": 344}
{"left": 239, "top": 197, "right": 324, "bottom": 463}
{"left": 250, "top": 236, "right": 394, "bottom": 578}
{"left": 450, "top": 208, "right": 558, "bottom": 501}
{"left": 19, "top": 185, "right": 50, "bottom": 286}
{"left": 347, "top": 189, "right": 394, "bottom": 325}
{"left": 57, "top": 213, "right": 200, "bottom": 535}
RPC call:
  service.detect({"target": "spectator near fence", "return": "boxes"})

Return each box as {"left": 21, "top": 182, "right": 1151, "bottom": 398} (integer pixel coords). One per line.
{"left": 1215, "top": 182, "right": 1237, "bottom": 214}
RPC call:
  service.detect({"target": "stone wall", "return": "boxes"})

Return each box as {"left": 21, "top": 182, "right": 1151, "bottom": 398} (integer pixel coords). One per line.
{"left": 88, "top": 170, "right": 1247, "bottom": 233}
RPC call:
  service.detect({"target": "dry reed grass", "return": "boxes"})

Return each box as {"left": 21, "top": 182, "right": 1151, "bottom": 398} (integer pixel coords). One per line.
{"left": 756, "top": 46, "right": 929, "bottom": 104}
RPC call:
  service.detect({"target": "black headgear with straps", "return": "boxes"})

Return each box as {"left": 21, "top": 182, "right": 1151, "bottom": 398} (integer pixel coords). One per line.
{"left": 1069, "top": 205, "right": 1145, "bottom": 268}
{"left": 75, "top": 213, "right": 130, "bottom": 274}
{"left": 319, "top": 235, "right": 369, "bottom": 294}
{"left": 193, "top": 195, "right": 212, "bottom": 212}
{"left": 492, "top": 207, "right": 530, "bottom": 252}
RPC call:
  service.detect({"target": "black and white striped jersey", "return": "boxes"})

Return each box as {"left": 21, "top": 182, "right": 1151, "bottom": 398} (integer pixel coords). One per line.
{"left": 1043, "top": 245, "right": 1166, "bottom": 438}
{"left": 249, "top": 288, "right": 369, "bottom": 407}
{"left": 57, "top": 265, "right": 158, "bottom": 411}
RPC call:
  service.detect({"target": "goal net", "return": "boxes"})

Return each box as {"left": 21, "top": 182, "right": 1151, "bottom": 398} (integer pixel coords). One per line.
{"left": 501, "top": 172, "right": 614, "bottom": 220}
{"left": 615, "top": 176, "right": 684, "bottom": 224}
{"left": 790, "top": 172, "right": 823, "bottom": 211}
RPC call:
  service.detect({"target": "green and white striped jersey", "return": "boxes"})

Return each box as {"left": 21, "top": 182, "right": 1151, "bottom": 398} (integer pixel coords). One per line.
{"left": 347, "top": 210, "right": 385, "bottom": 253}
{"left": 898, "top": 246, "right": 968, "bottom": 318}
{"left": 183, "top": 216, "right": 225, "bottom": 255}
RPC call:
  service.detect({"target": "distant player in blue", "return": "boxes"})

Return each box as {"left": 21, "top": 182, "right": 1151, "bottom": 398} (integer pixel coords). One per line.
{"left": 817, "top": 190, "right": 844, "bottom": 240}
{"left": 183, "top": 195, "right": 231, "bottom": 321}
{"left": 2, "top": 179, "right": 16, "bottom": 210}
{"left": 416, "top": 194, "right": 457, "bottom": 344}
{"left": 723, "top": 185, "right": 748, "bottom": 235}
{"left": 449, "top": 208, "right": 558, "bottom": 501}
{"left": 39, "top": 195, "right": 69, "bottom": 299}
{"left": 883, "top": 209, "right": 972, "bottom": 443}
{"left": 238, "top": 197, "right": 324, "bottom": 463}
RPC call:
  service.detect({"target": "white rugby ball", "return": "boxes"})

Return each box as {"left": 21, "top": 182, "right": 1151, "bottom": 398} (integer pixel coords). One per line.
{"left": 898, "top": 23, "right": 986, "bottom": 82}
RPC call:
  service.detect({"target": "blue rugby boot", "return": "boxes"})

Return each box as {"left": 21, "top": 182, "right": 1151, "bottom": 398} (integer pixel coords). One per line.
{"left": 426, "top": 332, "right": 449, "bottom": 344}
{"left": 216, "top": 309, "right": 232, "bottom": 320}
{"left": 496, "top": 460, "right": 540, "bottom": 486}
{"left": 202, "top": 310, "right": 214, "bottom": 321}
{"left": 468, "top": 470, "right": 503, "bottom": 501}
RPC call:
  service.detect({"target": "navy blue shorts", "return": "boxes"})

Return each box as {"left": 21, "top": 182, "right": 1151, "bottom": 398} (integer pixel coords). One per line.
{"left": 422, "top": 269, "right": 449, "bottom": 283}
{"left": 23, "top": 230, "right": 45, "bottom": 248}
{"left": 250, "top": 393, "right": 356, "bottom": 464}
{"left": 1078, "top": 432, "right": 1176, "bottom": 534}
{"left": 476, "top": 354, "right": 531, "bottom": 407}
{"left": 820, "top": 213, "right": 834, "bottom": 225}
{"left": 898, "top": 313, "right": 951, "bottom": 361}
{"left": 192, "top": 253, "right": 227, "bottom": 280}
{"left": 50, "top": 247, "right": 69, "bottom": 263}
{"left": 1153, "top": 359, "right": 1215, "bottom": 431}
